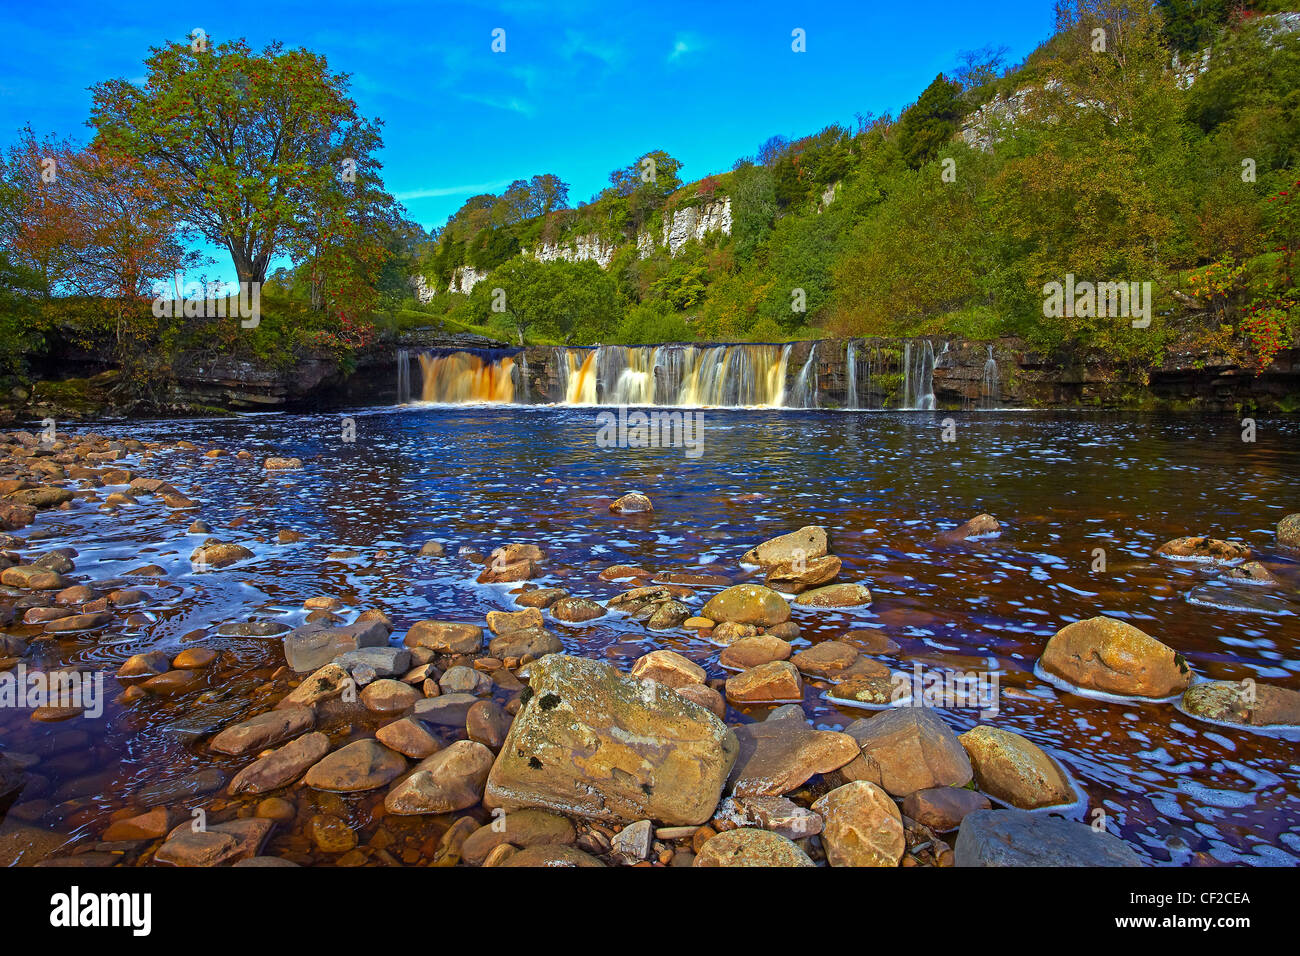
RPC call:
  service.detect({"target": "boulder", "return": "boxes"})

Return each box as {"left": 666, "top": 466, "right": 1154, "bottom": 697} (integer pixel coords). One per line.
{"left": 629, "top": 649, "right": 705, "bottom": 689}
{"left": 384, "top": 741, "right": 495, "bottom": 814}
{"left": 902, "top": 786, "right": 991, "bottom": 831}
{"left": 189, "top": 540, "right": 254, "bottom": 569}
{"left": 487, "top": 627, "right": 563, "bottom": 660}
{"left": 1278, "top": 513, "right": 1300, "bottom": 550}
{"left": 840, "top": 709, "right": 972, "bottom": 796}
{"left": 741, "top": 526, "right": 828, "bottom": 568}
{"left": 954, "top": 809, "right": 1142, "bottom": 866}
{"left": 943, "top": 513, "right": 1000, "bottom": 541}
{"left": 303, "top": 739, "right": 407, "bottom": 792}
{"left": 1156, "top": 535, "right": 1250, "bottom": 565}
{"left": 1182, "top": 680, "right": 1300, "bottom": 727}
{"left": 719, "top": 635, "right": 792, "bottom": 670}
{"left": 1039, "top": 616, "right": 1190, "bottom": 698}
{"left": 609, "top": 492, "right": 653, "bottom": 514}
{"left": 793, "top": 583, "right": 872, "bottom": 607}
{"left": 376, "top": 717, "right": 440, "bottom": 758}
{"left": 484, "top": 654, "right": 738, "bottom": 826}
{"left": 725, "top": 661, "right": 803, "bottom": 704}
{"left": 959, "top": 725, "right": 1074, "bottom": 809}
{"left": 700, "top": 584, "right": 791, "bottom": 628}
{"left": 460, "top": 809, "right": 577, "bottom": 865}
{"left": 550, "top": 597, "right": 606, "bottom": 622}
{"left": 282, "top": 621, "right": 389, "bottom": 672}
{"left": 693, "top": 827, "right": 814, "bottom": 867}
{"left": 228, "top": 732, "right": 330, "bottom": 795}
{"left": 486, "top": 607, "right": 543, "bottom": 634}
{"left": 210, "top": 706, "right": 315, "bottom": 756}
{"left": 764, "top": 554, "right": 841, "bottom": 593}
{"left": 726, "top": 716, "right": 859, "bottom": 796}
{"left": 811, "top": 780, "right": 905, "bottom": 867}
{"left": 404, "top": 620, "right": 483, "bottom": 655}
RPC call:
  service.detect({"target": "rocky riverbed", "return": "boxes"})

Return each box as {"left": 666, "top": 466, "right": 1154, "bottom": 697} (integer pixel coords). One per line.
{"left": 0, "top": 413, "right": 1298, "bottom": 868}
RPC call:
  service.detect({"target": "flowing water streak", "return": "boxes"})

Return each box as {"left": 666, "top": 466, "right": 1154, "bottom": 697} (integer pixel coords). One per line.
{"left": 792, "top": 344, "right": 819, "bottom": 408}
{"left": 845, "top": 341, "right": 858, "bottom": 409}
{"left": 982, "top": 345, "right": 1001, "bottom": 409}
{"left": 396, "top": 348, "right": 411, "bottom": 404}
{"left": 901, "top": 340, "right": 937, "bottom": 410}
{"left": 417, "top": 351, "right": 516, "bottom": 403}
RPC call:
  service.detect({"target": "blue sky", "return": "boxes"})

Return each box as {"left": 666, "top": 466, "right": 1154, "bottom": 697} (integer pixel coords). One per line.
{"left": 2, "top": 0, "right": 1055, "bottom": 281}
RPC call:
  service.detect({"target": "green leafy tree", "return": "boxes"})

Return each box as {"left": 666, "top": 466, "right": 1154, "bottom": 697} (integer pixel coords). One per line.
{"left": 896, "top": 74, "right": 965, "bottom": 169}
{"left": 90, "top": 37, "right": 390, "bottom": 287}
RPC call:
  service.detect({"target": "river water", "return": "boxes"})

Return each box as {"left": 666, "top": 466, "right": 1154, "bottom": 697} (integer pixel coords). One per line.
{"left": 3, "top": 405, "right": 1298, "bottom": 865}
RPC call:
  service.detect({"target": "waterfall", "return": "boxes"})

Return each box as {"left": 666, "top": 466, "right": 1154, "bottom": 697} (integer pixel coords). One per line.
{"left": 396, "top": 348, "right": 411, "bottom": 404}
{"left": 791, "top": 344, "right": 818, "bottom": 409}
{"left": 554, "top": 344, "right": 791, "bottom": 407}
{"left": 982, "top": 346, "right": 1001, "bottom": 409}
{"left": 900, "top": 340, "right": 936, "bottom": 410}
{"left": 413, "top": 350, "right": 517, "bottom": 403}
{"left": 845, "top": 341, "right": 858, "bottom": 410}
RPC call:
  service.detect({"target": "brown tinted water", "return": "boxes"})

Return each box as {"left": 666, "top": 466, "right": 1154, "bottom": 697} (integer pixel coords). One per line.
{"left": 2, "top": 406, "right": 1297, "bottom": 865}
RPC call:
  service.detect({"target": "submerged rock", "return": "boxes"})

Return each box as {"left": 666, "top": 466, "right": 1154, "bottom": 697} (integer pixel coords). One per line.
{"left": 1278, "top": 513, "right": 1300, "bottom": 550}
{"left": 942, "top": 513, "right": 1000, "bottom": 541}
{"left": 189, "top": 539, "right": 253, "bottom": 569}
{"left": 609, "top": 491, "right": 653, "bottom": 514}
{"left": 460, "top": 809, "right": 577, "bottom": 865}
{"left": 550, "top": 597, "right": 606, "bottom": 622}
{"left": 1182, "top": 680, "right": 1300, "bottom": 728}
{"left": 404, "top": 620, "right": 483, "bottom": 655}
{"left": 1039, "top": 616, "right": 1190, "bottom": 699}
{"left": 484, "top": 654, "right": 738, "bottom": 826}
{"left": 1156, "top": 535, "right": 1250, "bottom": 565}
{"left": 954, "top": 809, "right": 1141, "bottom": 866}
{"left": 282, "top": 621, "right": 389, "bottom": 672}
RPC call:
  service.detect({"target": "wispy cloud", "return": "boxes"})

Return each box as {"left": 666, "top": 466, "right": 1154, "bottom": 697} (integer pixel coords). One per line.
{"left": 395, "top": 179, "right": 512, "bottom": 201}
{"left": 668, "top": 32, "right": 703, "bottom": 64}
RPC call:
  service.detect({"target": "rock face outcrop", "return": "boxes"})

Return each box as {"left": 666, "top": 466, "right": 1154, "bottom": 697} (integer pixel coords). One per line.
{"left": 484, "top": 654, "right": 738, "bottom": 826}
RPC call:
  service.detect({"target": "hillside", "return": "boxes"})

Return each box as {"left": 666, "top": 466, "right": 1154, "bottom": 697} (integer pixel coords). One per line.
{"left": 406, "top": 2, "right": 1299, "bottom": 374}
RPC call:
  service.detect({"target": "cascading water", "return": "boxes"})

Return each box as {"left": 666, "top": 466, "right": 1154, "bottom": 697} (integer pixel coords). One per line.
{"left": 396, "top": 348, "right": 411, "bottom": 404}
{"left": 845, "top": 341, "right": 858, "bottom": 410}
{"left": 413, "top": 350, "right": 518, "bottom": 403}
{"left": 982, "top": 345, "right": 1001, "bottom": 409}
{"left": 901, "top": 340, "right": 937, "bottom": 410}
{"left": 791, "top": 344, "right": 818, "bottom": 409}
{"left": 553, "top": 344, "right": 792, "bottom": 407}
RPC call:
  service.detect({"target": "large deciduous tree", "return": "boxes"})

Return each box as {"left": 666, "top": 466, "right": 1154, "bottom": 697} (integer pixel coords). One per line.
{"left": 90, "top": 37, "right": 391, "bottom": 289}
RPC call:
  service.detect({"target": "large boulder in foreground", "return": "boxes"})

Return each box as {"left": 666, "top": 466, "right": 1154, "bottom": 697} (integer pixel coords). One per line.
{"left": 954, "top": 809, "right": 1142, "bottom": 867}
{"left": 484, "top": 654, "right": 738, "bottom": 826}
{"left": 1039, "top": 616, "right": 1190, "bottom": 699}
{"left": 742, "top": 526, "right": 828, "bottom": 568}
{"left": 700, "top": 584, "right": 791, "bottom": 628}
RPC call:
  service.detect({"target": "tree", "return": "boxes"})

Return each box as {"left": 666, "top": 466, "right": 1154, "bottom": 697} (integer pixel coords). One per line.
{"left": 896, "top": 74, "right": 965, "bottom": 169}
{"left": 90, "top": 37, "right": 390, "bottom": 287}
{"left": 730, "top": 162, "right": 776, "bottom": 260}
